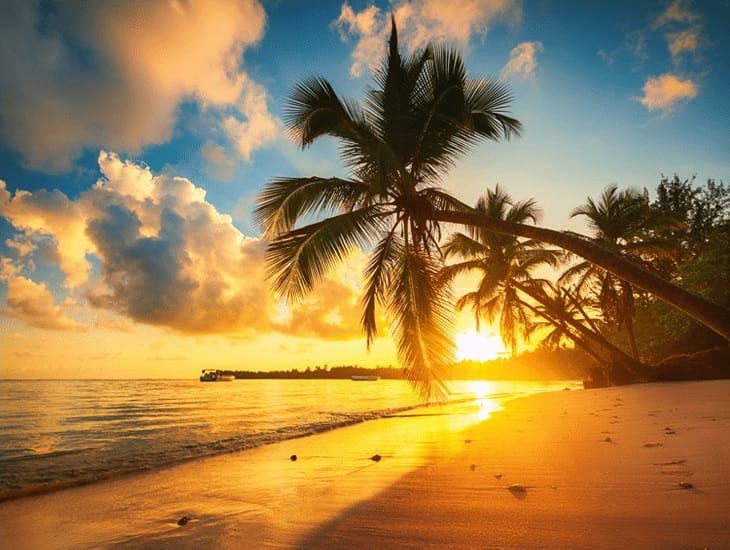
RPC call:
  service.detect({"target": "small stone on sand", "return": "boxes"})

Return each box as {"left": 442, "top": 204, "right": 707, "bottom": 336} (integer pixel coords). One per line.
{"left": 678, "top": 481, "right": 694, "bottom": 489}
{"left": 370, "top": 454, "right": 382, "bottom": 462}
{"left": 290, "top": 454, "right": 297, "bottom": 461}
{"left": 494, "top": 473, "right": 503, "bottom": 479}
{"left": 508, "top": 484, "right": 527, "bottom": 493}
{"left": 470, "top": 464, "right": 476, "bottom": 471}
{"left": 177, "top": 515, "right": 191, "bottom": 526}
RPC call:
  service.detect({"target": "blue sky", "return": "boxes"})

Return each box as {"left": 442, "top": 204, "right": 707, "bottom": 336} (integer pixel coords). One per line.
{"left": 1, "top": 0, "right": 728, "bottom": 378}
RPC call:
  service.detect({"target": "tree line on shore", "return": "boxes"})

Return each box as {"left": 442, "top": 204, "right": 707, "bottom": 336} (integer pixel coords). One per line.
{"left": 230, "top": 348, "right": 590, "bottom": 381}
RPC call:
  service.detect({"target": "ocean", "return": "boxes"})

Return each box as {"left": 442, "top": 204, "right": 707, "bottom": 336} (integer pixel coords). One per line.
{"left": 0, "top": 378, "right": 579, "bottom": 501}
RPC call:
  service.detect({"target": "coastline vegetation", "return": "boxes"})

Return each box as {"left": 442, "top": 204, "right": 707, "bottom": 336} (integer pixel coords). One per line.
{"left": 231, "top": 348, "right": 590, "bottom": 381}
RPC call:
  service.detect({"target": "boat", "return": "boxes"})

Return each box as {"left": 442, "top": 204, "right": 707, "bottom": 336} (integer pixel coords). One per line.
{"left": 351, "top": 375, "right": 380, "bottom": 381}
{"left": 199, "top": 369, "right": 236, "bottom": 382}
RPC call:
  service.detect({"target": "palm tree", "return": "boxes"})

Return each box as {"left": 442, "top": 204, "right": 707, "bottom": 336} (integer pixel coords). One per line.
{"left": 257, "top": 19, "right": 729, "bottom": 395}
{"left": 440, "top": 186, "right": 561, "bottom": 354}
{"left": 255, "top": 19, "right": 521, "bottom": 398}
{"left": 442, "top": 187, "right": 644, "bottom": 383}
{"left": 561, "top": 185, "right": 675, "bottom": 359}
{"left": 526, "top": 283, "right": 644, "bottom": 384}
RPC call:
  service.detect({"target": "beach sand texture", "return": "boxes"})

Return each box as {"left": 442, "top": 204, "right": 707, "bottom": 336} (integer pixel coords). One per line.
{"left": 1, "top": 380, "right": 728, "bottom": 549}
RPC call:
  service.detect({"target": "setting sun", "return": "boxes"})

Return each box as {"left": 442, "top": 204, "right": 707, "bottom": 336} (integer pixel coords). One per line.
{"left": 454, "top": 330, "right": 506, "bottom": 362}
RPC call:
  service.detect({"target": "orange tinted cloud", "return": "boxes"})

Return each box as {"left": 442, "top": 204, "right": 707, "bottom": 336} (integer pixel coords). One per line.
{"left": 2, "top": 152, "right": 369, "bottom": 340}
{"left": 639, "top": 73, "right": 698, "bottom": 112}
{"left": 3, "top": 276, "right": 85, "bottom": 331}
{"left": 335, "top": 0, "right": 521, "bottom": 77}
{"left": 0, "top": 0, "right": 276, "bottom": 171}
{"left": 501, "top": 41, "right": 543, "bottom": 80}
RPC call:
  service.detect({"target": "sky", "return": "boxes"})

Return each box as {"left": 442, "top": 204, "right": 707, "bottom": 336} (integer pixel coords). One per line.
{"left": 1, "top": 0, "right": 728, "bottom": 379}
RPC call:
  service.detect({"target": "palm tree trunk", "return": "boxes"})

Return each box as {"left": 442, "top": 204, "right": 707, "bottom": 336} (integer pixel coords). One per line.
{"left": 513, "top": 281, "right": 646, "bottom": 382}
{"left": 435, "top": 209, "right": 730, "bottom": 340}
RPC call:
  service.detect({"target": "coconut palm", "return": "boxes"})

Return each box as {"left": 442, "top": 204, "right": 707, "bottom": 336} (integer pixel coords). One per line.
{"left": 440, "top": 186, "right": 561, "bottom": 354}
{"left": 255, "top": 19, "right": 522, "bottom": 398}
{"left": 257, "top": 20, "right": 729, "bottom": 396}
{"left": 561, "top": 185, "right": 675, "bottom": 359}
{"left": 441, "top": 187, "right": 644, "bottom": 383}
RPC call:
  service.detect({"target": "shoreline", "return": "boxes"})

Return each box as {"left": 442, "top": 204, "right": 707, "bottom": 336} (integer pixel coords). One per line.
{"left": 1, "top": 380, "right": 728, "bottom": 548}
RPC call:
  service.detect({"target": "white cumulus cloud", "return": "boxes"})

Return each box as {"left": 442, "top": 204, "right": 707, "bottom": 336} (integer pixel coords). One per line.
{"left": 1, "top": 152, "right": 367, "bottom": 339}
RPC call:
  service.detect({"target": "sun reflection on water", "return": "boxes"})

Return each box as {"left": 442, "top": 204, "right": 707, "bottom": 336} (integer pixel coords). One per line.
{"left": 467, "top": 381, "right": 502, "bottom": 421}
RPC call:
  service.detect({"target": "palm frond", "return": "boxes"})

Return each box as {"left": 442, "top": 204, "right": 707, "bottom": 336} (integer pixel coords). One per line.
{"left": 361, "top": 227, "right": 402, "bottom": 348}
{"left": 266, "top": 206, "right": 383, "bottom": 301}
{"left": 387, "top": 244, "right": 454, "bottom": 400}
{"left": 255, "top": 176, "right": 369, "bottom": 237}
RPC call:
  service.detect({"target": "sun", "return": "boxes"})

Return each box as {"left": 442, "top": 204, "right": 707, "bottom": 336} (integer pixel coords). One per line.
{"left": 454, "top": 330, "right": 506, "bottom": 362}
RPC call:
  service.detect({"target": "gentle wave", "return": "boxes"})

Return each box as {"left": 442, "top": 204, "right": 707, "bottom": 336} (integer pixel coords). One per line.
{"left": 0, "top": 378, "right": 578, "bottom": 502}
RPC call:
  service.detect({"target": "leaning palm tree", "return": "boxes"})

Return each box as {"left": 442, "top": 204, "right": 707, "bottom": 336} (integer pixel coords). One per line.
{"left": 257, "top": 19, "right": 729, "bottom": 396}
{"left": 255, "top": 19, "right": 522, "bottom": 398}
{"left": 441, "top": 186, "right": 561, "bottom": 354}
{"left": 561, "top": 185, "right": 675, "bottom": 359}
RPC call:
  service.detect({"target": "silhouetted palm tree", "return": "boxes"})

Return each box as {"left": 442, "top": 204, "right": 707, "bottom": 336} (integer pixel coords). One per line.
{"left": 561, "top": 185, "right": 675, "bottom": 359}
{"left": 441, "top": 186, "right": 560, "bottom": 353}
{"left": 255, "top": 19, "right": 521, "bottom": 398}
{"left": 257, "top": 20, "right": 729, "bottom": 395}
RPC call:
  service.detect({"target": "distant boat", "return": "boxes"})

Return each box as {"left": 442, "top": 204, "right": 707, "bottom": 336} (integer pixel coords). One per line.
{"left": 351, "top": 375, "right": 380, "bottom": 381}
{"left": 200, "top": 369, "right": 235, "bottom": 382}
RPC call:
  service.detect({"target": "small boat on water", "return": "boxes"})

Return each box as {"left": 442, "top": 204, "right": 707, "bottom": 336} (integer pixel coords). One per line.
{"left": 351, "top": 375, "right": 380, "bottom": 381}
{"left": 200, "top": 369, "right": 236, "bottom": 382}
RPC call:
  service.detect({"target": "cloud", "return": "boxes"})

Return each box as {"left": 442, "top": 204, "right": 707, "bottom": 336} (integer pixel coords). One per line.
{"left": 0, "top": 180, "right": 93, "bottom": 287}
{"left": 667, "top": 29, "right": 700, "bottom": 61}
{"left": 653, "top": 0, "right": 700, "bottom": 28}
{"left": 2, "top": 276, "right": 85, "bottom": 331}
{"left": 652, "top": 0, "right": 702, "bottom": 65}
{"left": 638, "top": 73, "right": 698, "bottom": 112}
{"left": 1, "top": 151, "right": 369, "bottom": 339}
{"left": 0, "top": 0, "right": 278, "bottom": 172}
{"left": 334, "top": 0, "right": 522, "bottom": 77}
{"left": 501, "top": 41, "right": 543, "bottom": 80}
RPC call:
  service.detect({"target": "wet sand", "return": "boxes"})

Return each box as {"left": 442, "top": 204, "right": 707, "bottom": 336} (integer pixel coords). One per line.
{"left": 1, "top": 380, "right": 728, "bottom": 549}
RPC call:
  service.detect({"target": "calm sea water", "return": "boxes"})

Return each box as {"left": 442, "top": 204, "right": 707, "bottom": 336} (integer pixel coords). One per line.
{"left": 0, "top": 378, "right": 578, "bottom": 500}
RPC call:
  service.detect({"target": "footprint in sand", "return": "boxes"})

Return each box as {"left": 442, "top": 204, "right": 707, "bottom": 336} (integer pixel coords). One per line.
{"left": 664, "top": 427, "right": 677, "bottom": 435}
{"left": 643, "top": 442, "right": 663, "bottom": 448}
{"left": 508, "top": 484, "right": 528, "bottom": 498}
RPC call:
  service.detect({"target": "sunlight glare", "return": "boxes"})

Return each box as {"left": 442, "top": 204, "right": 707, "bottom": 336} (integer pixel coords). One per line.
{"left": 454, "top": 330, "right": 506, "bottom": 362}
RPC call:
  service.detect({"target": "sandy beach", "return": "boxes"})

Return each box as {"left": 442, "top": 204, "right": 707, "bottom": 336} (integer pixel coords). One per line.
{"left": 2, "top": 380, "right": 728, "bottom": 549}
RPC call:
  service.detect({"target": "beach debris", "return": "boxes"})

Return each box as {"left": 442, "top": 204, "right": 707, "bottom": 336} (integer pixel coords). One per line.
{"left": 470, "top": 464, "right": 477, "bottom": 471}
{"left": 664, "top": 427, "right": 676, "bottom": 435}
{"left": 603, "top": 436, "right": 613, "bottom": 443}
{"left": 177, "top": 515, "right": 191, "bottom": 526}
{"left": 508, "top": 484, "right": 527, "bottom": 494}
{"left": 290, "top": 454, "right": 298, "bottom": 461}
{"left": 494, "top": 473, "right": 503, "bottom": 479}
{"left": 643, "top": 442, "right": 663, "bottom": 448}
{"left": 370, "top": 454, "right": 382, "bottom": 462}
{"left": 678, "top": 481, "right": 694, "bottom": 489}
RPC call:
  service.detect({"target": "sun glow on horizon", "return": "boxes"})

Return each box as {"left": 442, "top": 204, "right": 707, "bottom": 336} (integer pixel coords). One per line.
{"left": 454, "top": 330, "right": 506, "bottom": 362}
